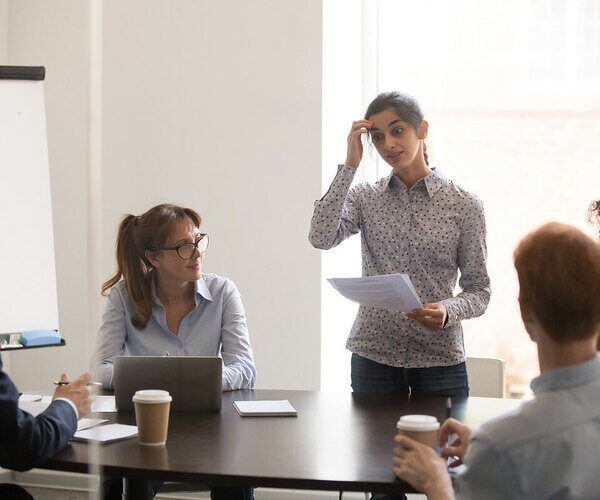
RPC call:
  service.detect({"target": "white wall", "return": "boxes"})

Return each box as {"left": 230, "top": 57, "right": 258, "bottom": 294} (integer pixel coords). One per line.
{"left": 3, "top": 0, "right": 323, "bottom": 391}
{"left": 0, "top": 1, "right": 7, "bottom": 60}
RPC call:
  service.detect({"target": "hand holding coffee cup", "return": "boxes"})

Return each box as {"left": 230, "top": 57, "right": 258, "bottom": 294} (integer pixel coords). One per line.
{"left": 132, "top": 389, "right": 172, "bottom": 446}
{"left": 396, "top": 414, "right": 440, "bottom": 449}
{"left": 392, "top": 417, "right": 451, "bottom": 492}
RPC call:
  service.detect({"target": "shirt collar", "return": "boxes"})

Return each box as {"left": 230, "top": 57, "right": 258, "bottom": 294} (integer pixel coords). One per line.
{"left": 530, "top": 354, "right": 600, "bottom": 395}
{"left": 150, "top": 274, "right": 213, "bottom": 306}
{"left": 379, "top": 167, "right": 445, "bottom": 198}
{"left": 194, "top": 276, "right": 213, "bottom": 303}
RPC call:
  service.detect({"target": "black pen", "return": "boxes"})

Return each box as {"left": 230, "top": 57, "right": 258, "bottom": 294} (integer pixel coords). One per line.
{"left": 446, "top": 396, "right": 452, "bottom": 419}
{"left": 53, "top": 380, "right": 102, "bottom": 387}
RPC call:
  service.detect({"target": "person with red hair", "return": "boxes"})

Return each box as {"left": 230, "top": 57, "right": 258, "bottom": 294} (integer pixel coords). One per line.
{"left": 392, "top": 222, "right": 600, "bottom": 499}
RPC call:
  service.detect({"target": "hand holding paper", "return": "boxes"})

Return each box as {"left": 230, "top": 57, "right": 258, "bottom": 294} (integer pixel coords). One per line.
{"left": 327, "top": 273, "right": 422, "bottom": 312}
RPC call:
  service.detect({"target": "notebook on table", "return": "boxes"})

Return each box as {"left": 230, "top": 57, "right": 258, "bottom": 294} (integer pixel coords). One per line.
{"left": 113, "top": 355, "right": 222, "bottom": 412}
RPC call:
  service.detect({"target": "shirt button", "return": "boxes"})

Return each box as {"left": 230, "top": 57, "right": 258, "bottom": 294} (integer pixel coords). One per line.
{"left": 177, "top": 343, "right": 183, "bottom": 348}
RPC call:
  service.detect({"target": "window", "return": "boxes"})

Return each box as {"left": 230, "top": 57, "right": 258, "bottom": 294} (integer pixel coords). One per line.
{"left": 322, "top": 0, "right": 600, "bottom": 395}
{"left": 523, "top": 0, "right": 600, "bottom": 90}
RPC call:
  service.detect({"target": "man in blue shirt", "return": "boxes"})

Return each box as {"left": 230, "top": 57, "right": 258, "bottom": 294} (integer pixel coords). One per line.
{"left": 392, "top": 222, "right": 600, "bottom": 499}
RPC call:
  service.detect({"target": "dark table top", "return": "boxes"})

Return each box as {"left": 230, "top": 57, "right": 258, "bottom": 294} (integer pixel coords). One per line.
{"left": 43, "top": 389, "right": 519, "bottom": 494}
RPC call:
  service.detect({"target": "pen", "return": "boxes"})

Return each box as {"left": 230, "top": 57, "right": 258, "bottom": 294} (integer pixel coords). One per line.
{"left": 446, "top": 397, "right": 452, "bottom": 419}
{"left": 53, "top": 381, "right": 103, "bottom": 387}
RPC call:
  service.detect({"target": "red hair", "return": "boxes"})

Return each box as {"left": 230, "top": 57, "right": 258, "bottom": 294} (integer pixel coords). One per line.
{"left": 514, "top": 222, "right": 600, "bottom": 343}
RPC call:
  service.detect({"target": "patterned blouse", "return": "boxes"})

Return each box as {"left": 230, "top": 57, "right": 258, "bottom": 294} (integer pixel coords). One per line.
{"left": 309, "top": 165, "right": 491, "bottom": 368}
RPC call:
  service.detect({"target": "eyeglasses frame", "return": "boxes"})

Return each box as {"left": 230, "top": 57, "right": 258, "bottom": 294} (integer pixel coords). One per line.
{"left": 156, "top": 233, "right": 209, "bottom": 260}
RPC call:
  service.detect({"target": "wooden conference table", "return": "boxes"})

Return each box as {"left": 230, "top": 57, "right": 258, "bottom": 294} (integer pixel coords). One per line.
{"left": 43, "top": 390, "right": 520, "bottom": 495}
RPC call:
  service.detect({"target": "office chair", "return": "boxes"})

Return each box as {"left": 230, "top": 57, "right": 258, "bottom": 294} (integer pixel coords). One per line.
{"left": 466, "top": 356, "right": 506, "bottom": 398}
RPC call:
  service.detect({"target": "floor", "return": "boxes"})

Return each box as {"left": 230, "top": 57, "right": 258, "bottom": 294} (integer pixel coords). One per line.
{"left": 16, "top": 486, "right": 88, "bottom": 500}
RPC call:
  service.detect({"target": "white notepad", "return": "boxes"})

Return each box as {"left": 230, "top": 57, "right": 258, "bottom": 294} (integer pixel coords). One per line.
{"left": 72, "top": 423, "right": 138, "bottom": 443}
{"left": 233, "top": 400, "right": 297, "bottom": 417}
{"left": 77, "top": 418, "right": 109, "bottom": 431}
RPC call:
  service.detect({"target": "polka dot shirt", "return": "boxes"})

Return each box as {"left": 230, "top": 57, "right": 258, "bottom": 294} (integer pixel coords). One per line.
{"left": 309, "top": 165, "right": 491, "bottom": 368}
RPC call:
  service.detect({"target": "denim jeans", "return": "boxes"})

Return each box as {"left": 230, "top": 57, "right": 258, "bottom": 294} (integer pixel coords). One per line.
{"left": 350, "top": 354, "right": 468, "bottom": 500}
{"left": 351, "top": 354, "right": 469, "bottom": 396}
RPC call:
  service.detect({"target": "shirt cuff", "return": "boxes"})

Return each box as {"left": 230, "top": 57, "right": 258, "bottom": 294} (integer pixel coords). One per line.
{"left": 442, "top": 310, "right": 449, "bottom": 328}
{"left": 54, "top": 397, "right": 79, "bottom": 419}
{"left": 441, "top": 299, "right": 455, "bottom": 327}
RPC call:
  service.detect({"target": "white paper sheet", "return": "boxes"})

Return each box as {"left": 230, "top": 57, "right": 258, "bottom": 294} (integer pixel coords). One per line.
{"left": 327, "top": 273, "right": 423, "bottom": 311}
{"left": 73, "top": 423, "right": 138, "bottom": 443}
{"left": 18, "top": 400, "right": 48, "bottom": 417}
{"left": 90, "top": 395, "right": 117, "bottom": 413}
{"left": 18, "top": 395, "right": 117, "bottom": 416}
{"left": 77, "top": 418, "right": 109, "bottom": 431}
{"left": 18, "top": 394, "right": 42, "bottom": 402}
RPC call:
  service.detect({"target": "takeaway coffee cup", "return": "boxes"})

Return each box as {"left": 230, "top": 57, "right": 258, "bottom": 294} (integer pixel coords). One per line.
{"left": 132, "top": 389, "right": 172, "bottom": 446}
{"left": 396, "top": 414, "right": 440, "bottom": 449}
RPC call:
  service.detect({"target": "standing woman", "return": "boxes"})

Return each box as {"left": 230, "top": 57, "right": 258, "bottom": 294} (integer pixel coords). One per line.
{"left": 309, "top": 91, "right": 490, "bottom": 398}
{"left": 91, "top": 203, "right": 255, "bottom": 500}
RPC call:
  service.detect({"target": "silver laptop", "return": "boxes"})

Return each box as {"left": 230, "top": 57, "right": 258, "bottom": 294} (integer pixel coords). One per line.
{"left": 113, "top": 356, "right": 222, "bottom": 412}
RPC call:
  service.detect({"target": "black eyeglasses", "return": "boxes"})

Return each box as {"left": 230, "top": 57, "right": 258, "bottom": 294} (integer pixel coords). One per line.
{"left": 158, "top": 234, "right": 209, "bottom": 260}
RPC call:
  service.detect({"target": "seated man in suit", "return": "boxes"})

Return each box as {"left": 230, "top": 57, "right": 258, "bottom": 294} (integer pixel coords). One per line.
{"left": 0, "top": 353, "right": 91, "bottom": 496}
{"left": 392, "top": 222, "right": 600, "bottom": 499}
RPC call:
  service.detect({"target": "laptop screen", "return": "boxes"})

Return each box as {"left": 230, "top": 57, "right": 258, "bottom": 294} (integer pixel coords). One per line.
{"left": 113, "top": 356, "right": 222, "bottom": 412}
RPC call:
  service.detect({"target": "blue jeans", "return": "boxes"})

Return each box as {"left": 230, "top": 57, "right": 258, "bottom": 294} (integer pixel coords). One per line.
{"left": 350, "top": 354, "right": 468, "bottom": 500}
{"left": 351, "top": 354, "right": 469, "bottom": 396}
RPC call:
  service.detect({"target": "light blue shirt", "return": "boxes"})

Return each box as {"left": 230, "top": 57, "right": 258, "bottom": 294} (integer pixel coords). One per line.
{"left": 456, "top": 355, "right": 600, "bottom": 499}
{"left": 90, "top": 273, "right": 256, "bottom": 392}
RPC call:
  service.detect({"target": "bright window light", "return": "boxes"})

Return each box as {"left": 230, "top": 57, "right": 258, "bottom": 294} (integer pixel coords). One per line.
{"left": 322, "top": 0, "right": 600, "bottom": 396}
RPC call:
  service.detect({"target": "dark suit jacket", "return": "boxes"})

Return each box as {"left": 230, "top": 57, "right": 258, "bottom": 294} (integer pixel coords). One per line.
{"left": 0, "top": 354, "right": 77, "bottom": 471}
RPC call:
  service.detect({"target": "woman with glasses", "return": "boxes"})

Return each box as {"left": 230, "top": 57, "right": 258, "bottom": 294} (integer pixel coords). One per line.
{"left": 90, "top": 203, "right": 256, "bottom": 392}
{"left": 90, "top": 203, "right": 256, "bottom": 500}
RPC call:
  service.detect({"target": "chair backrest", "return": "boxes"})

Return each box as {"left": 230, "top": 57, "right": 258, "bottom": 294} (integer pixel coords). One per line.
{"left": 466, "top": 356, "right": 505, "bottom": 398}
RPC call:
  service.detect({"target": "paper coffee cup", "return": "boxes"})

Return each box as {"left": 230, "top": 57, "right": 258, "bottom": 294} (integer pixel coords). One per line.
{"left": 132, "top": 389, "right": 172, "bottom": 446}
{"left": 396, "top": 414, "right": 440, "bottom": 449}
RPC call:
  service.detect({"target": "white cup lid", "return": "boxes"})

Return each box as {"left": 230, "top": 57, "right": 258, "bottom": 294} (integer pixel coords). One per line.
{"left": 396, "top": 414, "right": 440, "bottom": 431}
{"left": 132, "top": 389, "right": 172, "bottom": 404}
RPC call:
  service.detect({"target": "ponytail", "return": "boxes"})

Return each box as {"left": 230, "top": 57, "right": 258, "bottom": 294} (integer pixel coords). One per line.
{"left": 101, "top": 214, "right": 153, "bottom": 329}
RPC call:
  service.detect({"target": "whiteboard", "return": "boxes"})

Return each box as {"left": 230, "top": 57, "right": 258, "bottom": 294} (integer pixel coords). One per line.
{"left": 0, "top": 69, "right": 59, "bottom": 333}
